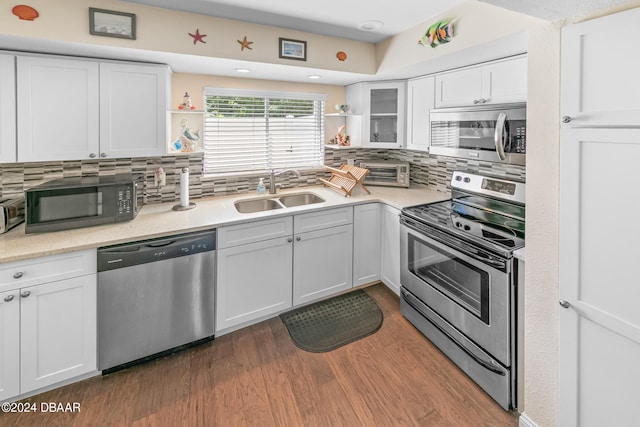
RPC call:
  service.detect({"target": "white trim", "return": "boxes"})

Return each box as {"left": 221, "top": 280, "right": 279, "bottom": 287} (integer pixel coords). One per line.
{"left": 518, "top": 413, "right": 540, "bottom": 427}
{"left": 204, "top": 86, "right": 327, "bottom": 101}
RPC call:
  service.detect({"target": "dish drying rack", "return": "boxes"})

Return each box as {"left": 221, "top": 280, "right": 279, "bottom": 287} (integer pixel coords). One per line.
{"left": 320, "top": 164, "right": 371, "bottom": 197}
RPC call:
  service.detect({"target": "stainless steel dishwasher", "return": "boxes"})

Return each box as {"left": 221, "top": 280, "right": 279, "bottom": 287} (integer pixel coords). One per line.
{"left": 97, "top": 229, "right": 216, "bottom": 373}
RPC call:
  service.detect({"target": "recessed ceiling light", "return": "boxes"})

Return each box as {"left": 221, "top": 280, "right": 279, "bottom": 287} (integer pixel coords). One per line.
{"left": 358, "top": 20, "right": 384, "bottom": 32}
{"left": 235, "top": 68, "right": 250, "bottom": 73}
{"left": 307, "top": 75, "right": 321, "bottom": 79}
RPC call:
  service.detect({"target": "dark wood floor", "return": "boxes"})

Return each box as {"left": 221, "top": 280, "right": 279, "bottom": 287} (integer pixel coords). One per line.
{"left": 1, "top": 284, "right": 518, "bottom": 427}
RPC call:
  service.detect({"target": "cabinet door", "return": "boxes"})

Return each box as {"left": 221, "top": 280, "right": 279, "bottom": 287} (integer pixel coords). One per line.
{"left": 20, "top": 275, "right": 97, "bottom": 393}
{"left": 559, "top": 128, "right": 640, "bottom": 427}
{"left": 482, "top": 55, "right": 527, "bottom": 105}
{"left": 0, "top": 55, "right": 16, "bottom": 163}
{"left": 362, "top": 81, "right": 406, "bottom": 149}
{"left": 100, "top": 62, "right": 169, "bottom": 158}
{"left": 380, "top": 205, "right": 401, "bottom": 295}
{"left": 352, "top": 203, "right": 381, "bottom": 287}
{"left": 216, "top": 237, "right": 293, "bottom": 333}
{"left": 17, "top": 56, "right": 100, "bottom": 161}
{"left": 406, "top": 76, "right": 434, "bottom": 152}
{"left": 435, "top": 66, "right": 483, "bottom": 108}
{"left": 561, "top": 8, "right": 640, "bottom": 127}
{"left": 293, "top": 224, "right": 353, "bottom": 305}
{"left": 0, "top": 290, "right": 20, "bottom": 401}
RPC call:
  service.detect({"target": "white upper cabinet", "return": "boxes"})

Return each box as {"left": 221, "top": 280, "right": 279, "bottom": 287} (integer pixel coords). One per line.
{"left": 406, "top": 75, "right": 435, "bottom": 152}
{"left": 17, "top": 56, "right": 100, "bottom": 162}
{"left": 0, "top": 55, "right": 16, "bottom": 163}
{"left": 347, "top": 81, "right": 406, "bottom": 149}
{"left": 561, "top": 7, "right": 640, "bottom": 127}
{"left": 16, "top": 54, "right": 170, "bottom": 162}
{"left": 100, "top": 62, "right": 169, "bottom": 158}
{"left": 435, "top": 55, "right": 527, "bottom": 108}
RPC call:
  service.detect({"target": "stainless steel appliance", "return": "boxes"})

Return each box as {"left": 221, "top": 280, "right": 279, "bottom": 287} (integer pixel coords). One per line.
{"left": 430, "top": 104, "right": 526, "bottom": 165}
{"left": 25, "top": 174, "right": 144, "bottom": 234}
{"left": 400, "top": 171, "right": 525, "bottom": 410}
{"left": 97, "top": 229, "right": 216, "bottom": 373}
{"left": 360, "top": 160, "right": 410, "bottom": 187}
{"left": 0, "top": 196, "right": 25, "bottom": 234}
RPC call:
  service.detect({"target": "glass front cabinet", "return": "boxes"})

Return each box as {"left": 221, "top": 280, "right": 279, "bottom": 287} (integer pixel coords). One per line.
{"left": 346, "top": 81, "right": 406, "bottom": 149}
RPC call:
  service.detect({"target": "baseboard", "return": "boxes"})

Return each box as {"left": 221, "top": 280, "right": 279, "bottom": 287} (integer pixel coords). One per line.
{"left": 519, "top": 412, "right": 540, "bottom": 427}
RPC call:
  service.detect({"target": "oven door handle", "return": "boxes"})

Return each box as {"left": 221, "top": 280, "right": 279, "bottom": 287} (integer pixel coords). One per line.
{"left": 402, "top": 288, "right": 506, "bottom": 376}
{"left": 401, "top": 216, "right": 507, "bottom": 271}
{"left": 494, "top": 112, "right": 508, "bottom": 161}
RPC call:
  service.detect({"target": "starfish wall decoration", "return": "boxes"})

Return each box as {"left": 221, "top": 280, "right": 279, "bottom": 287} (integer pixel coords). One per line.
{"left": 237, "top": 36, "right": 253, "bottom": 51}
{"left": 189, "top": 29, "right": 207, "bottom": 45}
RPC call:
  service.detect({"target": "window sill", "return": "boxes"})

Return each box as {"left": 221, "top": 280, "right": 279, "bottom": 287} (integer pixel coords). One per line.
{"left": 201, "top": 166, "right": 325, "bottom": 181}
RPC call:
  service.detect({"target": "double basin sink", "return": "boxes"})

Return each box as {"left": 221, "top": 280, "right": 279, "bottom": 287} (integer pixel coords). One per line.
{"left": 234, "top": 192, "right": 326, "bottom": 213}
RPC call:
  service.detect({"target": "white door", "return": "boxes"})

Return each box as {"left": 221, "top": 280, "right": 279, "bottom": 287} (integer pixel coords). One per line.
{"left": 380, "top": 205, "right": 401, "bottom": 295}
{"left": 561, "top": 7, "right": 640, "bottom": 127}
{"left": 406, "top": 76, "right": 434, "bottom": 152}
{"left": 352, "top": 203, "right": 381, "bottom": 287}
{"left": 559, "top": 128, "right": 640, "bottom": 427}
{"left": 362, "top": 81, "right": 406, "bottom": 149}
{"left": 293, "top": 224, "right": 353, "bottom": 305}
{"left": 0, "top": 290, "right": 20, "bottom": 401}
{"left": 17, "top": 56, "right": 100, "bottom": 161}
{"left": 20, "top": 275, "right": 97, "bottom": 393}
{"left": 0, "top": 54, "right": 16, "bottom": 163}
{"left": 100, "top": 62, "right": 169, "bottom": 158}
{"left": 216, "top": 237, "right": 293, "bottom": 333}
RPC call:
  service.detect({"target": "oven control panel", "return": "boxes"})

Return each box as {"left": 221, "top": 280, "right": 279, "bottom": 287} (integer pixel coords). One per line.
{"left": 451, "top": 171, "right": 525, "bottom": 205}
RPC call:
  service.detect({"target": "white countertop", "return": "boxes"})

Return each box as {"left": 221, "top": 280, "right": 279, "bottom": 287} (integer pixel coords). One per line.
{"left": 0, "top": 185, "right": 449, "bottom": 263}
{"left": 513, "top": 247, "right": 525, "bottom": 261}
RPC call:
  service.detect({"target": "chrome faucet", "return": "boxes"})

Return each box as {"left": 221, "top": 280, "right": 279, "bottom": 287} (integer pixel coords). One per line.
{"left": 269, "top": 169, "right": 301, "bottom": 194}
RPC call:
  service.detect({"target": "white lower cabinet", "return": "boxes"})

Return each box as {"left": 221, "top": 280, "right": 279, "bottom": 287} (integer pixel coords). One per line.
{"left": 293, "top": 224, "right": 353, "bottom": 305}
{"left": 216, "top": 207, "right": 354, "bottom": 333}
{"left": 0, "top": 249, "right": 97, "bottom": 401}
{"left": 352, "top": 203, "right": 382, "bottom": 287}
{"left": 216, "top": 235, "right": 293, "bottom": 332}
{"left": 380, "top": 205, "right": 401, "bottom": 295}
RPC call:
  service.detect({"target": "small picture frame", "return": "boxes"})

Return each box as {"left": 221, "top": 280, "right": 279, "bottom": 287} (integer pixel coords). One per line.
{"left": 89, "top": 8, "right": 136, "bottom": 40}
{"left": 279, "top": 38, "right": 307, "bottom": 61}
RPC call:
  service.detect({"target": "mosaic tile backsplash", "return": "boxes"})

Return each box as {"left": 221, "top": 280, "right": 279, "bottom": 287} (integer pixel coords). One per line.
{"left": 0, "top": 149, "right": 525, "bottom": 204}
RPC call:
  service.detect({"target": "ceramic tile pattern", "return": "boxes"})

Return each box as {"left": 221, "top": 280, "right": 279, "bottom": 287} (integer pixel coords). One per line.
{"left": 0, "top": 149, "right": 525, "bottom": 203}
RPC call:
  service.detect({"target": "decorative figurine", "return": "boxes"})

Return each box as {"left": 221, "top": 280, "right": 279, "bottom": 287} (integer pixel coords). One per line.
{"left": 179, "top": 118, "right": 200, "bottom": 152}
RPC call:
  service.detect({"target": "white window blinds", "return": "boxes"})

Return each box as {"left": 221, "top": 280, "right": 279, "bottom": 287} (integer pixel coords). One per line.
{"left": 203, "top": 87, "right": 326, "bottom": 174}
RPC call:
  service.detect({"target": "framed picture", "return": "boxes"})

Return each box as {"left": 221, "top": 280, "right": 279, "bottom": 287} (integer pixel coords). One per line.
{"left": 279, "top": 38, "right": 307, "bottom": 61}
{"left": 89, "top": 8, "right": 136, "bottom": 40}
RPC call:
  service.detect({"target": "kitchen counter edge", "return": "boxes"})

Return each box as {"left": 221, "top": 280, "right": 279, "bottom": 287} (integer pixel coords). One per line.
{"left": 0, "top": 185, "right": 449, "bottom": 264}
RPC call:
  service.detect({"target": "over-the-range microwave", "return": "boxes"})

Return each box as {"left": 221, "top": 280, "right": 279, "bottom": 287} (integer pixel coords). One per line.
{"left": 429, "top": 103, "right": 526, "bottom": 165}
{"left": 360, "top": 160, "right": 410, "bottom": 188}
{"left": 25, "top": 174, "right": 144, "bottom": 234}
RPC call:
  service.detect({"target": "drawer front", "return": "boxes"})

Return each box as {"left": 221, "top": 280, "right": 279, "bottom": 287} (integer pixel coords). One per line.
{"left": 294, "top": 207, "right": 353, "bottom": 234}
{"left": 218, "top": 216, "right": 293, "bottom": 249}
{"left": 0, "top": 249, "right": 96, "bottom": 292}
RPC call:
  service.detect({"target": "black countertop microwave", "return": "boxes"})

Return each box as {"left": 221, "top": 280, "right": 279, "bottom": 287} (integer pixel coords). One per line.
{"left": 25, "top": 174, "right": 144, "bottom": 234}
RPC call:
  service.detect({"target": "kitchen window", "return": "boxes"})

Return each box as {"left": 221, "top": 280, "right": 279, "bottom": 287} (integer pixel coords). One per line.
{"left": 203, "top": 87, "right": 326, "bottom": 175}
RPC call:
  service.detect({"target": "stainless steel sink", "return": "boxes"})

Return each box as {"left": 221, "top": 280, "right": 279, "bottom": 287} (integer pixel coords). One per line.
{"left": 278, "top": 192, "right": 325, "bottom": 207}
{"left": 234, "top": 192, "right": 325, "bottom": 213}
{"left": 234, "top": 198, "right": 284, "bottom": 213}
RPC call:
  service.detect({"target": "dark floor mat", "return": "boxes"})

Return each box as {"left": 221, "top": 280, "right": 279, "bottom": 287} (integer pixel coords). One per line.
{"left": 279, "top": 289, "right": 383, "bottom": 353}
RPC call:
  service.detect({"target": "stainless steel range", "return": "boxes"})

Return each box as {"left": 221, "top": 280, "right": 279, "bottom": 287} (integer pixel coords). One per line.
{"left": 399, "top": 171, "right": 525, "bottom": 410}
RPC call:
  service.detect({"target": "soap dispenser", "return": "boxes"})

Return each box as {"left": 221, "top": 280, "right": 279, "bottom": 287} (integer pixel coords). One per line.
{"left": 257, "top": 177, "right": 266, "bottom": 195}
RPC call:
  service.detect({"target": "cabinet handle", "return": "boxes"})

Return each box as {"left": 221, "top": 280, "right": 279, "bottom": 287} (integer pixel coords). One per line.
{"left": 89, "top": 153, "right": 97, "bottom": 158}
{"left": 100, "top": 153, "right": 107, "bottom": 158}
{"left": 473, "top": 99, "right": 480, "bottom": 104}
{"left": 561, "top": 116, "right": 572, "bottom": 123}
{"left": 13, "top": 271, "right": 23, "bottom": 279}
{"left": 296, "top": 236, "right": 301, "bottom": 241}
{"left": 559, "top": 300, "right": 570, "bottom": 309}
{"left": 4, "top": 295, "right": 14, "bottom": 302}
{"left": 287, "top": 237, "right": 293, "bottom": 243}
{"left": 21, "top": 291, "right": 31, "bottom": 298}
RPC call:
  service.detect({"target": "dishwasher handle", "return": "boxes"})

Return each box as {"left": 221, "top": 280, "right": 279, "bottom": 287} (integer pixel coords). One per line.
{"left": 98, "top": 229, "right": 216, "bottom": 272}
